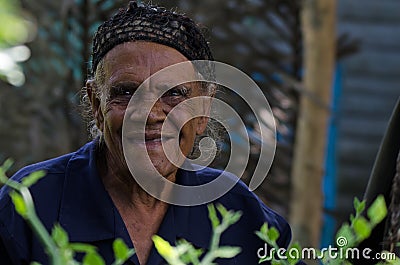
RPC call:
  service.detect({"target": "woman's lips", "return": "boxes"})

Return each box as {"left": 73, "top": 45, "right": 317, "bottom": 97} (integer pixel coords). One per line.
{"left": 126, "top": 132, "right": 176, "bottom": 144}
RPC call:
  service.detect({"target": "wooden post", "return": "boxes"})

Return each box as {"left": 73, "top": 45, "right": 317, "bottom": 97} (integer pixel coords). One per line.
{"left": 289, "top": 0, "right": 336, "bottom": 248}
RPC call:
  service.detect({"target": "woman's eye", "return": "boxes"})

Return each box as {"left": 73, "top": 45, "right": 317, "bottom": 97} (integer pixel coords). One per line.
{"left": 164, "top": 86, "right": 190, "bottom": 97}
{"left": 110, "top": 86, "right": 135, "bottom": 98}
{"left": 118, "top": 87, "right": 133, "bottom": 96}
{"left": 160, "top": 86, "right": 191, "bottom": 106}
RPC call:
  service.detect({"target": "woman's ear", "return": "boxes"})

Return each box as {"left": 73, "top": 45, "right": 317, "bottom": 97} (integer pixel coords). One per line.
{"left": 86, "top": 79, "right": 104, "bottom": 131}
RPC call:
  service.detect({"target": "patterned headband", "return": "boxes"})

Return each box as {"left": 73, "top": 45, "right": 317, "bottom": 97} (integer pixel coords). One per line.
{"left": 91, "top": 1, "right": 214, "bottom": 76}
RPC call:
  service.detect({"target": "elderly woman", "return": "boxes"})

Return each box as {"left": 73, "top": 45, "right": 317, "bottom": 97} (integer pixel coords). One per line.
{"left": 0, "top": 2, "right": 291, "bottom": 264}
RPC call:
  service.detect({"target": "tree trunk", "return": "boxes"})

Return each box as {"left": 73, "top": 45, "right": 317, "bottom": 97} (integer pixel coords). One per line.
{"left": 289, "top": 0, "right": 336, "bottom": 249}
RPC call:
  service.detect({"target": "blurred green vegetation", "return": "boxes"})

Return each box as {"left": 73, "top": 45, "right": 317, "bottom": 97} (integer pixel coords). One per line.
{"left": 0, "top": 0, "right": 31, "bottom": 47}
{"left": 0, "top": 0, "right": 35, "bottom": 86}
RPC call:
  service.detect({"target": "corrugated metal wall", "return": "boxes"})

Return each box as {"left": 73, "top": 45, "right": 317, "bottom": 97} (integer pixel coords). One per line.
{"left": 336, "top": 0, "right": 400, "bottom": 223}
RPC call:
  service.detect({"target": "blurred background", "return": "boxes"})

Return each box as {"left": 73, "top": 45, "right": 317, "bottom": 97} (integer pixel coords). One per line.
{"left": 0, "top": 0, "right": 399, "bottom": 250}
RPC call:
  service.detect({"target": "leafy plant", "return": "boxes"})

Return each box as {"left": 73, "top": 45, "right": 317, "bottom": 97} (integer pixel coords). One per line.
{"left": 256, "top": 223, "right": 301, "bottom": 265}
{"left": 0, "top": 160, "right": 134, "bottom": 265}
{"left": 256, "top": 195, "right": 400, "bottom": 265}
{"left": 152, "top": 204, "right": 242, "bottom": 265}
{"left": 335, "top": 197, "right": 387, "bottom": 252}
{"left": 2, "top": 159, "right": 398, "bottom": 265}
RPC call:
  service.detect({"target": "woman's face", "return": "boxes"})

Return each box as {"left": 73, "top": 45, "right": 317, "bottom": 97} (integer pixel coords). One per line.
{"left": 90, "top": 41, "right": 209, "bottom": 180}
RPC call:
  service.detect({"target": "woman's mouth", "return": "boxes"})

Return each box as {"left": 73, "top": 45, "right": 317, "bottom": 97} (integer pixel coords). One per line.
{"left": 126, "top": 131, "right": 176, "bottom": 145}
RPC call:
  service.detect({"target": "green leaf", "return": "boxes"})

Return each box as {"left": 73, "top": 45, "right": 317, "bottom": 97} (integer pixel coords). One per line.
{"left": 266, "top": 227, "right": 280, "bottom": 242}
{"left": 179, "top": 241, "right": 202, "bottom": 264}
{"left": 367, "top": 195, "right": 387, "bottom": 226}
{"left": 260, "top": 223, "right": 268, "bottom": 234}
{"left": 349, "top": 214, "right": 355, "bottom": 223}
{"left": 1, "top": 158, "right": 14, "bottom": 172}
{"left": 255, "top": 231, "right": 269, "bottom": 245}
{"left": 51, "top": 224, "right": 69, "bottom": 248}
{"left": 83, "top": 252, "right": 105, "bottom": 265}
{"left": 286, "top": 242, "right": 301, "bottom": 263}
{"left": 113, "top": 238, "right": 134, "bottom": 262}
{"left": 227, "top": 211, "right": 242, "bottom": 226}
{"left": 353, "top": 197, "right": 360, "bottom": 209}
{"left": 255, "top": 223, "right": 280, "bottom": 246}
{"left": 69, "top": 243, "right": 97, "bottom": 253}
{"left": 152, "top": 235, "right": 174, "bottom": 259}
{"left": 208, "top": 204, "right": 220, "bottom": 229}
{"left": 10, "top": 191, "right": 27, "bottom": 217}
{"left": 22, "top": 170, "right": 46, "bottom": 187}
{"left": 216, "top": 204, "right": 229, "bottom": 217}
{"left": 353, "top": 197, "right": 365, "bottom": 214}
{"left": 0, "top": 168, "right": 5, "bottom": 182}
{"left": 30, "top": 262, "right": 42, "bottom": 265}
{"left": 255, "top": 223, "right": 272, "bottom": 244}
{"left": 353, "top": 216, "right": 371, "bottom": 241}
{"left": 189, "top": 247, "right": 204, "bottom": 258}
{"left": 336, "top": 223, "right": 355, "bottom": 248}
{"left": 213, "top": 246, "right": 241, "bottom": 258}
{"left": 58, "top": 248, "right": 75, "bottom": 263}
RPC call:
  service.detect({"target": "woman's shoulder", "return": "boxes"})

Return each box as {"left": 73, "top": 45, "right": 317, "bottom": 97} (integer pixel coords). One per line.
{"left": 0, "top": 141, "right": 97, "bottom": 218}
{"left": 2, "top": 141, "right": 96, "bottom": 190}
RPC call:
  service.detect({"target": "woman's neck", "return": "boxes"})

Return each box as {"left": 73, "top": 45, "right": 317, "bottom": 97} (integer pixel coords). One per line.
{"left": 96, "top": 143, "right": 175, "bottom": 209}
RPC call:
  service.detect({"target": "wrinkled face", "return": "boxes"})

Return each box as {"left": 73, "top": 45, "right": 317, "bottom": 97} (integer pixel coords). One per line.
{"left": 88, "top": 42, "right": 209, "bottom": 180}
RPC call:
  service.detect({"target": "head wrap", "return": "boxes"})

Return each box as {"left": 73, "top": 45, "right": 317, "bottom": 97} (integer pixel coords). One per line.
{"left": 90, "top": 1, "right": 214, "bottom": 75}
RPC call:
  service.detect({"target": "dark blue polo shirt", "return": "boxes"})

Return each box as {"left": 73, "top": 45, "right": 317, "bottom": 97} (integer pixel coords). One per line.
{"left": 0, "top": 141, "right": 291, "bottom": 264}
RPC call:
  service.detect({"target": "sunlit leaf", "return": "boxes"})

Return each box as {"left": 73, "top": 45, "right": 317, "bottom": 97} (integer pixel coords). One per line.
{"left": 213, "top": 246, "right": 241, "bottom": 258}
{"left": 336, "top": 223, "right": 355, "bottom": 248}
{"left": 286, "top": 242, "right": 301, "bottom": 264}
{"left": 266, "top": 227, "right": 280, "bottom": 242}
{"left": 1, "top": 158, "right": 14, "bottom": 172}
{"left": 255, "top": 223, "right": 271, "bottom": 244}
{"left": 353, "top": 216, "right": 371, "bottom": 241}
{"left": 83, "top": 252, "right": 105, "bottom": 265}
{"left": 112, "top": 238, "right": 134, "bottom": 264}
{"left": 51, "top": 224, "right": 69, "bottom": 248}
{"left": 353, "top": 197, "right": 365, "bottom": 215}
{"left": 152, "top": 235, "right": 174, "bottom": 258}
{"left": 22, "top": 170, "right": 46, "bottom": 187}
{"left": 367, "top": 195, "right": 387, "bottom": 226}
{"left": 208, "top": 204, "right": 219, "bottom": 229}
{"left": 69, "top": 243, "right": 97, "bottom": 253}
{"left": 10, "top": 191, "right": 27, "bottom": 217}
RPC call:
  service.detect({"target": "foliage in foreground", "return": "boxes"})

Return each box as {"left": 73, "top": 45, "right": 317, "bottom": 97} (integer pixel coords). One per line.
{"left": 0, "top": 160, "right": 399, "bottom": 265}
{"left": 152, "top": 204, "right": 242, "bottom": 265}
{"left": 0, "top": 159, "right": 134, "bottom": 265}
{"left": 255, "top": 195, "right": 400, "bottom": 265}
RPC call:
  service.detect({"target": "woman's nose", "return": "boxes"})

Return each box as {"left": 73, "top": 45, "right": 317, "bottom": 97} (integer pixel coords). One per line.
{"left": 146, "top": 99, "right": 167, "bottom": 124}
{"left": 126, "top": 96, "right": 167, "bottom": 124}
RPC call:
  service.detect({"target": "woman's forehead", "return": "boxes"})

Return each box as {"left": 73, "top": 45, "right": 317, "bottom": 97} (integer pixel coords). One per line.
{"left": 103, "top": 42, "right": 198, "bottom": 83}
